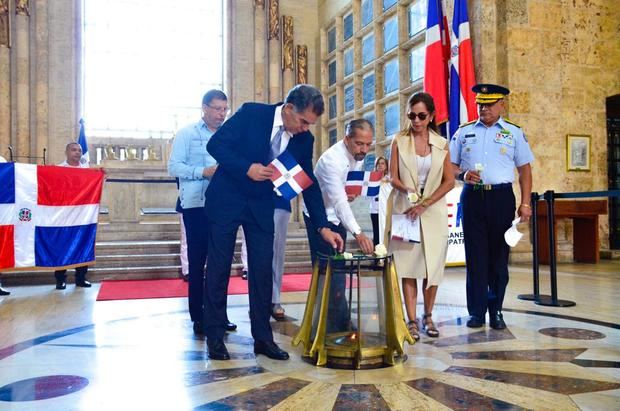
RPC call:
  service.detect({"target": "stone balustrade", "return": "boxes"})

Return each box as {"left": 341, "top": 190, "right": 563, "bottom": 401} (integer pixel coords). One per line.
{"left": 89, "top": 136, "right": 172, "bottom": 166}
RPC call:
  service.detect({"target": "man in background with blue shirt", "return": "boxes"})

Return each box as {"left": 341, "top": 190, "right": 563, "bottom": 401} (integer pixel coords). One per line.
{"left": 450, "top": 84, "right": 534, "bottom": 330}
{"left": 169, "top": 89, "right": 237, "bottom": 336}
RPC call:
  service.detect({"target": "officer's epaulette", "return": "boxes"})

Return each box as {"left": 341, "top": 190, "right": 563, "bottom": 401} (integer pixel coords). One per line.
{"left": 504, "top": 118, "right": 522, "bottom": 128}
{"left": 458, "top": 120, "right": 476, "bottom": 128}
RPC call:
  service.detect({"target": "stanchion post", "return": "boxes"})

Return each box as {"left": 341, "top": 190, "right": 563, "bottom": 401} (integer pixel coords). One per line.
{"left": 518, "top": 192, "right": 544, "bottom": 301}
{"left": 531, "top": 192, "right": 540, "bottom": 296}
{"left": 536, "top": 190, "right": 576, "bottom": 307}
{"left": 547, "top": 190, "right": 558, "bottom": 301}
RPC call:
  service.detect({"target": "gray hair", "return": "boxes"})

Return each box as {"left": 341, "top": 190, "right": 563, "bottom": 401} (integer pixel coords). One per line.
{"left": 345, "top": 118, "right": 374, "bottom": 138}
{"left": 284, "top": 84, "right": 325, "bottom": 116}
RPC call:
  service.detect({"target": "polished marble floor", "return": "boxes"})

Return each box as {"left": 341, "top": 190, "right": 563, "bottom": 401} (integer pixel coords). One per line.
{"left": 0, "top": 262, "right": 618, "bottom": 410}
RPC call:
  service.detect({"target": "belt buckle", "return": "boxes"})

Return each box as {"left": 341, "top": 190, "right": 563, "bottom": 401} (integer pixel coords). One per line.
{"left": 483, "top": 184, "right": 492, "bottom": 191}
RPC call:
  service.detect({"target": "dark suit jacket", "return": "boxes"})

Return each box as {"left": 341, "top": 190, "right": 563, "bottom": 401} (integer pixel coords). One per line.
{"left": 205, "top": 102, "right": 329, "bottom": 232}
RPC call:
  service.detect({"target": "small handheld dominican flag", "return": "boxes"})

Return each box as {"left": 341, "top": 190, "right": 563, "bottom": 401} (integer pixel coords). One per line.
{"left": 267, "top": 150, "right": 313, "bottom": 201}
{"left": 0, "top": 163, "right": 104, "bottom": 271}
{"left": 345, "top": 171, "right": 382, "bottom": 197}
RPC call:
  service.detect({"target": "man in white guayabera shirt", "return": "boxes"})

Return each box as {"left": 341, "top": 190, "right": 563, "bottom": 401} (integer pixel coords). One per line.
{"left": 54, "top": 142, "right": 92, "bottom": 290}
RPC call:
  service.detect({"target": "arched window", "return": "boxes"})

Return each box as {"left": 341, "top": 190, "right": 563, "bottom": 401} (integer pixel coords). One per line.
{"left": 82, "top": 0, "right": 224, "bottom": 139}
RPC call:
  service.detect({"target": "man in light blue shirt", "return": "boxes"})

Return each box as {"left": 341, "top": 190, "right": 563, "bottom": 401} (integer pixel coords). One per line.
{"left": 450, "top": 84, "right": 534, "bottom": 330}
{"left": 169, "top": 89, "right": 236, "bottom": 336}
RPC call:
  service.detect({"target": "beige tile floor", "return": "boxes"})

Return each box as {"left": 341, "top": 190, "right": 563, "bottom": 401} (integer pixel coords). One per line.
{"left": 0, "top": 261, "right": 618, "bottom": 410}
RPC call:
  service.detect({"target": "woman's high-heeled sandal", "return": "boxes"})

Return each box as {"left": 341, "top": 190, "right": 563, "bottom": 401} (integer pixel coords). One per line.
{"left": 422, "top": 313, "right": 439, "bottom": 338}
{"left": 407, "top": 319, "right": 421, "bottom": 341}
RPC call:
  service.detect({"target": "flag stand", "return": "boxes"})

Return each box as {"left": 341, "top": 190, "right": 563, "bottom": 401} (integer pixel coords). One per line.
{"left": 7, "top": 146, "right": 47, "bottom": 165}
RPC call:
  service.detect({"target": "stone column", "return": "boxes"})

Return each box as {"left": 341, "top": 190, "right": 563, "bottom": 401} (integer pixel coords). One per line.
{"left": 267, "top": 0, "right": 281, "bottom": 102}
{"left": 34, "top": 0, "right": 48, "bottom": 163}
{"left": 254, "top": 0, "right": 267, "bottom": 102}
{"left": 0, "top": 0, "right": 9, "bottom": 158}
{"left": 14, "top": 0, "right": 29, "bottom": 160}
{"left": 281, "top": 15, "right": 293, "bottom": 93}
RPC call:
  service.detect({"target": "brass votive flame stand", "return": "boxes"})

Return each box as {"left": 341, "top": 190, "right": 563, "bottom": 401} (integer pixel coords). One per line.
{"left": 292, "top": 254, "right": 414, "bottom": 369}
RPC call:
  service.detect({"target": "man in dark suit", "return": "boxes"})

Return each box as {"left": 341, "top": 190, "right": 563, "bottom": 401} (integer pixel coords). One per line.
{"left": 203, "top": 85, "right": 344, "bottom": 361}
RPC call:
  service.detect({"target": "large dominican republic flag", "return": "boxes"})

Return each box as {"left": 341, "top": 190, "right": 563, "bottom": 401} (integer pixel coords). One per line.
{"left": 449, "top": 0, "right": 477, "bottom": 139}
{"left": 0, "top": 163, "right": 104, "bottom": 271}
{"left": 268, "top": 150, "right": 313, "bottom": 201}
{"left": 345, "top": 171, "right": 382, "bottom": 197}
{"left": 424, "top": 0, "right": 450, "bottom": 125}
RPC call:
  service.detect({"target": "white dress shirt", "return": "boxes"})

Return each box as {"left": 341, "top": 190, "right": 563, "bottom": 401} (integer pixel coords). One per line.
{"left": 313, "top": 140, "right": 364, "bottom": 235}
{"left": 58, "top": 160, "right": 89, "bottom": 168}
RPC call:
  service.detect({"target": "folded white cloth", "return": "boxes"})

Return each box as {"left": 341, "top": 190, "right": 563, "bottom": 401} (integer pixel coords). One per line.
{"left": 504, "top": 217, "right": 523, "bottom": 247}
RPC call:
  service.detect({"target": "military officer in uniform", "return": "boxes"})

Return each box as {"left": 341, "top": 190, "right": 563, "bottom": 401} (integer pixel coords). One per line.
{"left": 449, "top": 84, "right": 534, "bottom": 330}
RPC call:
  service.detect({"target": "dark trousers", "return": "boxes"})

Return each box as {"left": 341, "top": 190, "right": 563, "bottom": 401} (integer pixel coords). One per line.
{"left": 461, "top": 185, "right": 515, "bottom": 318}
{"left": 204, "top": 207, "right": 273, "bottom": 342}
{"left": 182, "top": 207, "right": 212, "bottom": 324}
{"left": 55, "top": 266, "right": 88, "bottom": 283}
{"left": 303, "top": 214, "right": 350, "bottom": 333}
{"left": 370, "top": 213, "right": 379, "bottom": 246}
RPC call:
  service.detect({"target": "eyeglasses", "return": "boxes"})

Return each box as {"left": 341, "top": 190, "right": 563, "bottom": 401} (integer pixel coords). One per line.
{"left": 207, "top": 105, "right": 230, "bottom": 114}
{"left": 407, "top": 112, "right": 429, "bottom": 121}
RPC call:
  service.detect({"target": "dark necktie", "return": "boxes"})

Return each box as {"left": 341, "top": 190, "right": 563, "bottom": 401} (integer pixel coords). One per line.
{"left": 269, "top": 126, "right": 284, "bottom": 161}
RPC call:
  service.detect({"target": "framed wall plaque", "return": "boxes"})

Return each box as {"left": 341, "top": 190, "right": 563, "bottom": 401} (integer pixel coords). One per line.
{"left": 566, "top": 134, "right": 591, "bottom": 171}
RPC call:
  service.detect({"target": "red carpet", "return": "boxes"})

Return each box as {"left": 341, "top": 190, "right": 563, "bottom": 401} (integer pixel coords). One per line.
{"left": 96, "top": 273, "right": 312, "bottom": 301}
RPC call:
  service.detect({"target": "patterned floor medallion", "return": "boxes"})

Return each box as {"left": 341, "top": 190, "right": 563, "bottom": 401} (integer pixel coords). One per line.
{"left": 538, "top": 327, "right": 607, "bottom": 340}
{"left": 0, "top": 303, "right": 618, "bottom": 410}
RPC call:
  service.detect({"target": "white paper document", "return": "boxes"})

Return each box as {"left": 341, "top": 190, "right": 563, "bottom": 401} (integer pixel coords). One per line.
{"left": 391, "top": 214, "right": 421, "bottom": 243}
{"left": 504, "top": 217, "right": 523, "bottom": 247}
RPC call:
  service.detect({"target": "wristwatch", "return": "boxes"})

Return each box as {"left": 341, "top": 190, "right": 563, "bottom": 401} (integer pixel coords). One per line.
{"left": 458, "top": 171, "right": 466, "bottom": 181}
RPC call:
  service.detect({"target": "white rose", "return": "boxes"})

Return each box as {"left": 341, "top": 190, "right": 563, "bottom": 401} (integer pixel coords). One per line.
{"left": 475, "top": 163, "right": 484, "bottom": 172}
{"left": 408, "top": 192, "right": 419, "bottom": 203}
{"left": 374, "top": 244, "right": 387, "bottom": 257}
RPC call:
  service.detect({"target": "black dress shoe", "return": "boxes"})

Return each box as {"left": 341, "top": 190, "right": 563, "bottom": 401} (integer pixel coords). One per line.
{"left": 489, "top": 312, "right": 506, "bottom": 330}
{"left": 76, "top": 280, "right": 92, "bottom": 288}
{"left": 254, "top": 340, "right": 289, "bottom": 360}
{"left": 0, "top": 287, "right": 10, "bottom": 296}
{"left": 55, "top": 282, "right": 66, "bottom": 290}
{"left": 193, "top": 321, "right": 205, "bottom": 335}
{"left": 207, "top": 339, "right": 230, "bottom": 360}
{"left": 241, "top": 271, "right": 248, "bottom": 280}
{"left": 466, "top": 316, "right": 485, "bottom": 328}
{"left": 225, "top": 322, "right": 237, "bottom": 332}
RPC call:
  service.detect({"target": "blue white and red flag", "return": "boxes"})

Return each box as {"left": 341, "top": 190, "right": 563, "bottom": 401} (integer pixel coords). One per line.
{"left": 449, "top": 0, "right": 477, "bottom": 138}
{"left": 77, "top": 118, "right": 90, "bottom": 166}
{"left": 0, "top": 163, "right": 104, "bottom": 271}
{"left": 268, "top": 150, "right": 313, "bottom": 201}
{"left": 345, "top": 171, "right": 382, "bottom": 197}
{"left": 424, "top": 0, "right": 450, "bottom": 125}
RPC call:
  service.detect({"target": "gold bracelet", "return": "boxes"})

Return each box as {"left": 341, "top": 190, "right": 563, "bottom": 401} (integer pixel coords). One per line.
{"left": 520, "top": 203, "right": 531, "bottom": 208}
